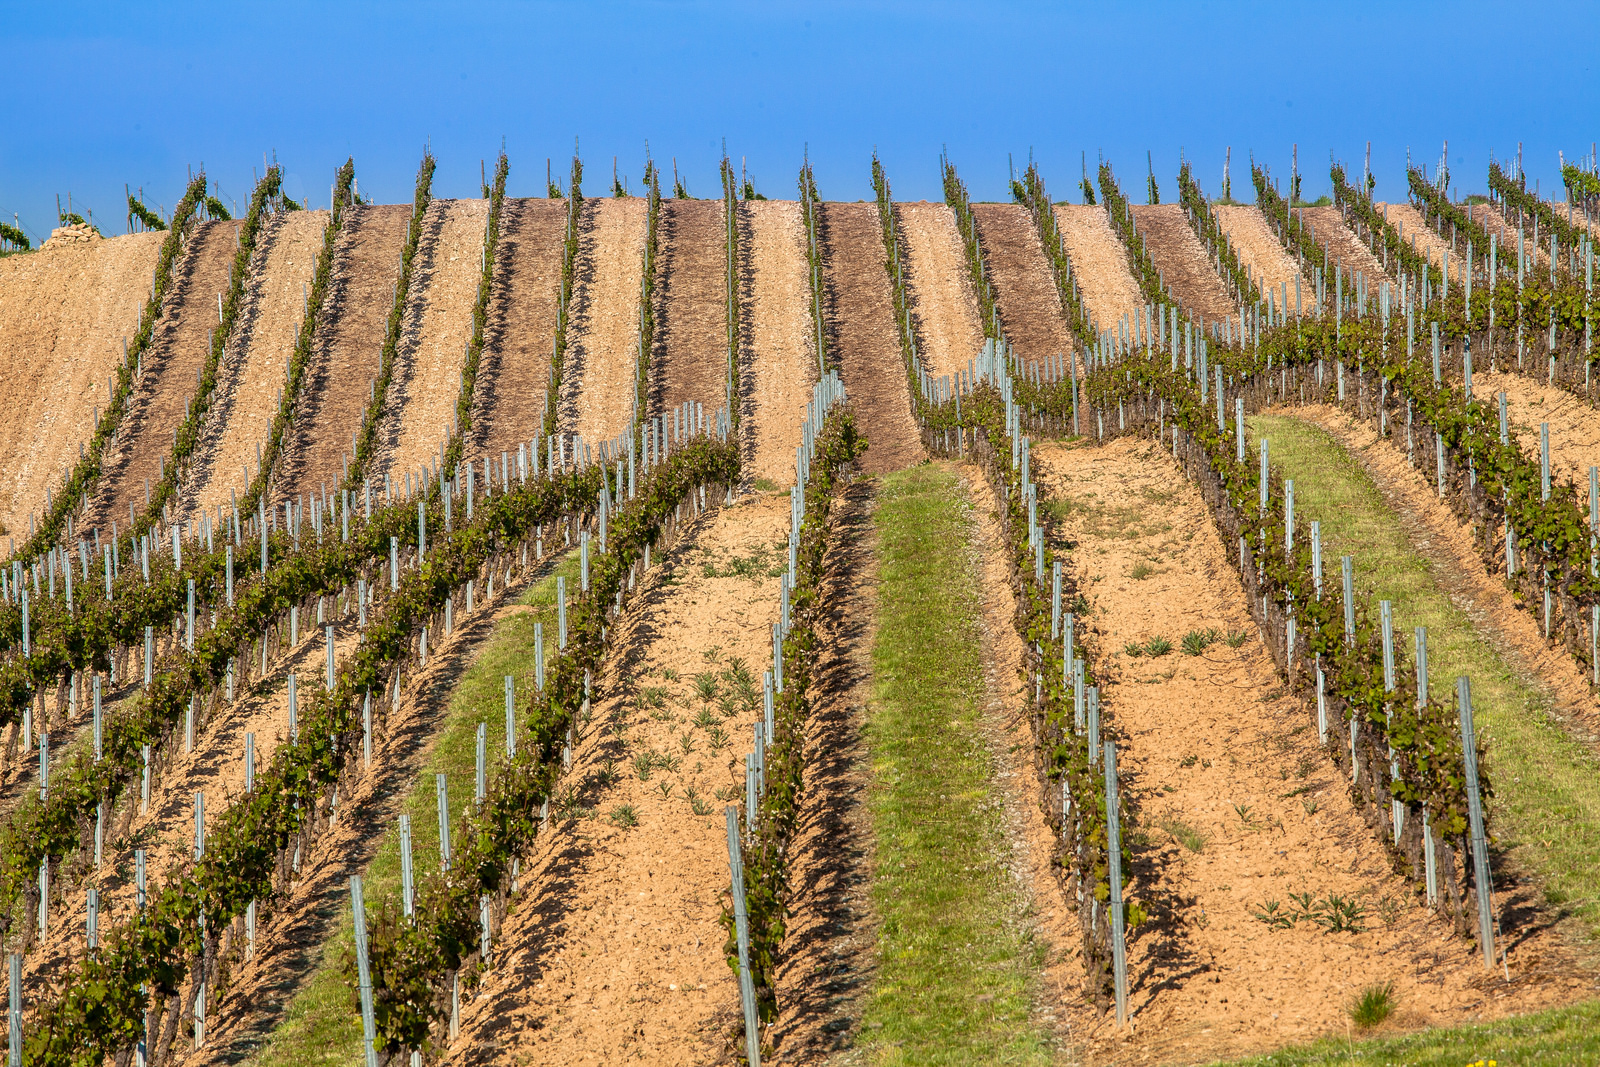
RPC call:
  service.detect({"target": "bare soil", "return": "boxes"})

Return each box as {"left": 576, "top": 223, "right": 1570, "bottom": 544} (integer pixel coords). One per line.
{"left": 1053, "top": 204, "right": 1143, "bottom": 339}
{"left": 1214, "top": 205, "right": 1316, "bottom": 313}
{"left": 971, "top": 203, "right": 1074, "bottom": 365}
{"left": 376, "top": 199, "right": 490, "bottom": 485}
{"left": 1130, "top": 204, "right": 1237, "bottom": 324}
{"left": 1299, "top": 206, "right": 1392, "bottom": 287}
{"left": 277, "top": 204, "right": 410, "bottom": 499}
{"left": 1471, "top": 369, "right": 1600, "bottom": 491}
{"left": 769, "top": 478, "right": 880, "bottom": 1060}
{"left": 181, "top": 209, "right": 329, "bottom": 522}
{"left": 1378, "top": 202, "right": 1454, "bottom": 273}
{"left": 1471, "top": 202, "right": 1550, "bottom": 268}
{"left": 818, "top": 203, "right": 922, "bottom": 475}
{"left": 20, "top": 607, "right": 365, "bottom": 1008}
{"left": 650, "top": 199, "right": 729, "bottom": 424}
{"left": 450, "top": 494, "right": 788, "bottom": 1064}
{"left": 896, "top": 202, "right": 984, "bottom": 381}
{"left": 561, "top": 198, "right": 647, "bottom": 449}
{"left": 87, "top": 220, "right": 243, "bottom": 531}
{"left": 0, "top": 231, "right": 164, "bottom": 540}
{"left": 737, "top": 201, "right": 816, "bottom": 489}
{"left": 471, "top": 198, "right": 565, "bottom": 462}
{"left": 1027, "top": 434, "right": 1586, "bottom": 1064}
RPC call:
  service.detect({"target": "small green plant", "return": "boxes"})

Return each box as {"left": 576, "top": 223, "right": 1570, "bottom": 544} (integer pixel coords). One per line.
{"left": 1252, "top": 899, "right": 1294, "bottom": 929}
{"left": 678, "top": 732, "right": 696, "bottom": 754}
{"left": 701, "top": 645, "right": 723, "bottom": 664}
{"left": 1178, "top": 754, "right": 1198, "bottom": 768}
{"left": 1316, "top": 893, "right": 1368, "bottom": 933}
{"left": 1124, "top": 642, "right": 1144, "bottom": 658}
{"left": 690, "top": 795, "right": 713, "bottom": 816}
{"left": 1302, "top": 797, "right": 1319, "bottom": 815}
{"left": 1129, "top": 563, "right": 1156, "bottom": 580}
{"left": 692, "top": 708, "right": 717, "bottom": 730}
{"left": 661, "top": 668, "right": 679, "bottom": 683}
{"left": 609, "top": 804, "right": 640, "bottom": 829}
{"left": 655, "top": 780, "right": 674, "bottom": 799}
{"left": 708, "top": 726, "right": 729, "bottom": 751}
{"left": 714, "top": 784, "right": 738, "bottom": 802}
{"left": 1233, "top": 802, "right": 1255, "bottom": 826}
{"left": 1158, "top": 814, "right": 1207, "bottom": 853}
{"left": 694, "top": 673, "right": 720, "bottom": 705}
{"left": 1182, "top": 628, "right": 1220, "bottom": 655}
{"left": 595, "top": 759, "right": 619, "bottom": 787}
{"left": 1143, "top": 636, "right": 1173, "bottom": 657}
{"left": 633, "top": 752, "right": 654, "bottom": 782}
{"left": 1225, "top": 629, "right": 1250, "bottom": 648}
{"left": 1070, "top": 594, "right": 1091, "bottom": 615}
{"left": 1348, "top": 981, "right": 1396, "bottom": 1028}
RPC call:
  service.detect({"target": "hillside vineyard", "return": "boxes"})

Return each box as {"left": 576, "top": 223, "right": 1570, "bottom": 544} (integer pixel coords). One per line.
{"left": 0, "top": 147, "right": 1597, "bottom": 1066}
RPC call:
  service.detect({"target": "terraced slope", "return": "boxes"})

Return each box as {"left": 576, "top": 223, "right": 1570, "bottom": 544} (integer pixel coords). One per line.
{"left": 0, "top": 231, "right": 163, "bottom": 539}
{"left": 278, "top": 204, "right": 410, "bottom": 498}
{"left": 650, "top": 198, "right": 727, "bottom": 422}
{"left": 560, "top": 198, "right": 647, "bottom": 450}
{"left": 472, "top": 198, "right": 565, "bottom": 461}
{"left": 819, "top": 202, "right": 922, "bottom": 474}
{"left": 1213, "top": 204, "right": 1315, "bottom": 312}
{"left": 182, "top": 209, "right": 328, "bottom": 521}
{"left": 897, "top": 201, "right": 983, "bottom": 380}
{"left": 738, "top": 200, "right": 816, "bottom": 488}
{"left": 376, "top": 198, "right": 489, "bottom": 484}
{"left": 1053, "top": 204, "right": 1143, "bottom": 335}
{"left": 1130, "top": 203, "right": 1235, "bottom": 323}
{"left": 87, "top": 219, "right": 243, "bottom": 530}
{"left": 969, "top": 203, "right": 1074, "bottom": 365}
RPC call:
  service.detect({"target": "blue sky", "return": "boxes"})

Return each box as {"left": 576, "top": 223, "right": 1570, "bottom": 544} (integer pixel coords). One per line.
{"left": 2, "top": 1, "right": 1595, "bottom": 242}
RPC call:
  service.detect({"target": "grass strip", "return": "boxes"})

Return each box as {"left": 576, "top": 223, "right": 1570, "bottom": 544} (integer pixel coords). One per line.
{"left": 860, "top": 462, "right": 1050, "bottom": 1065}
{"left": 1210, "top": 996, "right": 1600, "bottom": 1066}
{"left": 250, "top": 551, "right": 577, "bottom": 1067}
{"left": 1251, "top": 413, "right": 1600, "bottom": 933}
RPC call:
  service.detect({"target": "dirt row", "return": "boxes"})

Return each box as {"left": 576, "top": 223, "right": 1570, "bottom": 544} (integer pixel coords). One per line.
{"left": 1031, "top": 434, "right": 1579, "bottom": 1062}
{"left": 375, "top": 198, "right": 490, "bottom": 488}
{"left": 651, "top": 199, "right": 729, "bottom": 423}
{"left": 1130, "top": 203, "right": 1238, "bottom": 324}
{"left": 1053, "top": 204, "right": 1144, "bottom": 338}
{"left": 472, "top": 198, "right": 566, "bottom": 463}
{"left": 737, "top": 201, "right": 816, "bottom": 489}
{"left": 278, "top": 204, "right": 410, "bottom": 499}
{"left": 1299, "top": 205, "right": 1392, "bottom": 287}
{"left": 0, "top": 231, "right": 164, "bottom": 541}
{"left": 1378, "top": 201, "right": 1454, "bottom": 274}
{"left": 181, "top": 209, "right": 328, "bottom": 522}
{"left": 1214, "top": 204, "right": 1317, "bottom": 313}
{"left": 1470, "top": 201, "right": 1551, "bottom": 269}
{"left": 818, "top": 202, "right": 922, "bottom": 475}
{"left": 86, "top": 220, "right": 242, "bottom": 532}
{"left": 1469, "top": 369, "right": 1600, "bottom": 506}
{"left": 970, "top": 203, "right": 1076, "bottom": 367}
{"left": 452, "top": 494, "right": 788, "bottom": 1062}
{"left": 896, "top": 202, "right": 984, "bottom": 382}
{"left": 561, "top": 198, "right": 647, "bottom": 450}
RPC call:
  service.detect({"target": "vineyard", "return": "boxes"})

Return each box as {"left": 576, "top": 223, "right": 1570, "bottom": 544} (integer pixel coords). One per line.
{"left": 0, "top": 143, "right": 1597, "bottom": 1067}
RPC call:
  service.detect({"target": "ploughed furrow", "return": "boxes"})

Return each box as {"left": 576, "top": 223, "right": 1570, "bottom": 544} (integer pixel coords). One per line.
{"left": 472, "top": 198, "right": 565, "bottom": 460}
{"left": 970, "top": 203, "right": 1073, "bottom": 365}
{"left": 819, "top": 202, "right": 922, "bottom": 474}
{"left": 1297, "top": 206, "right": 1392, "bottom": 286}
{"left": 1130, "top": 203, "right": 1236, "bottom": 324}
{"left": 1033, "top": 435, "right": 1567, "bottom": 1062}
{"left": 1213, "top": 204, "right": 1316, "bottom": 312}
{"left": 1469, "top": 201, "right": 1551, "bottom": 268}
{"left": 560, "top": 198, "right": 647, "bottom": 449}
{"left": 651, "top": 198, "right": 728, "bottom": 420}
{"left": 88, "top": 220, "right": 242, "bottom": 530}
{"left": 451, "top": 494, "right": 786, "bottom": 1064}
{"left": 0, "top": 230, "right": 163, "bottom": 540}
{"left": 737, "top": 200, "right": 815, "bottom": 488}
{"left": 182, "top": 209, "right": 328, "bottom": 522}
{"left": 376, "top": 198, "right": 489, "bottom": 484}
{"left": 20, "top": 608, "right": 364, "bottom": 1002}
{"left": 1378, "top": 201, "right": 1454, "bottom": 273}
{"left": 1053, "top": 204, "right": 1143, "bottom": 336}
{"left": 896, "top": 201, "right": 983, "bottom": 380}
{"left": 278, "top": 204, "right": 409, "bottom": 498}
{"left": 1472, "top": 369, "right": 1600, "bottom": 490}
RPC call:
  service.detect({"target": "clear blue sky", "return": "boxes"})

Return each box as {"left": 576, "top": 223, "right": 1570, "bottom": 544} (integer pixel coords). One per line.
{"left": 2, "top": 1, "right": 1595, "bottom": 242}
